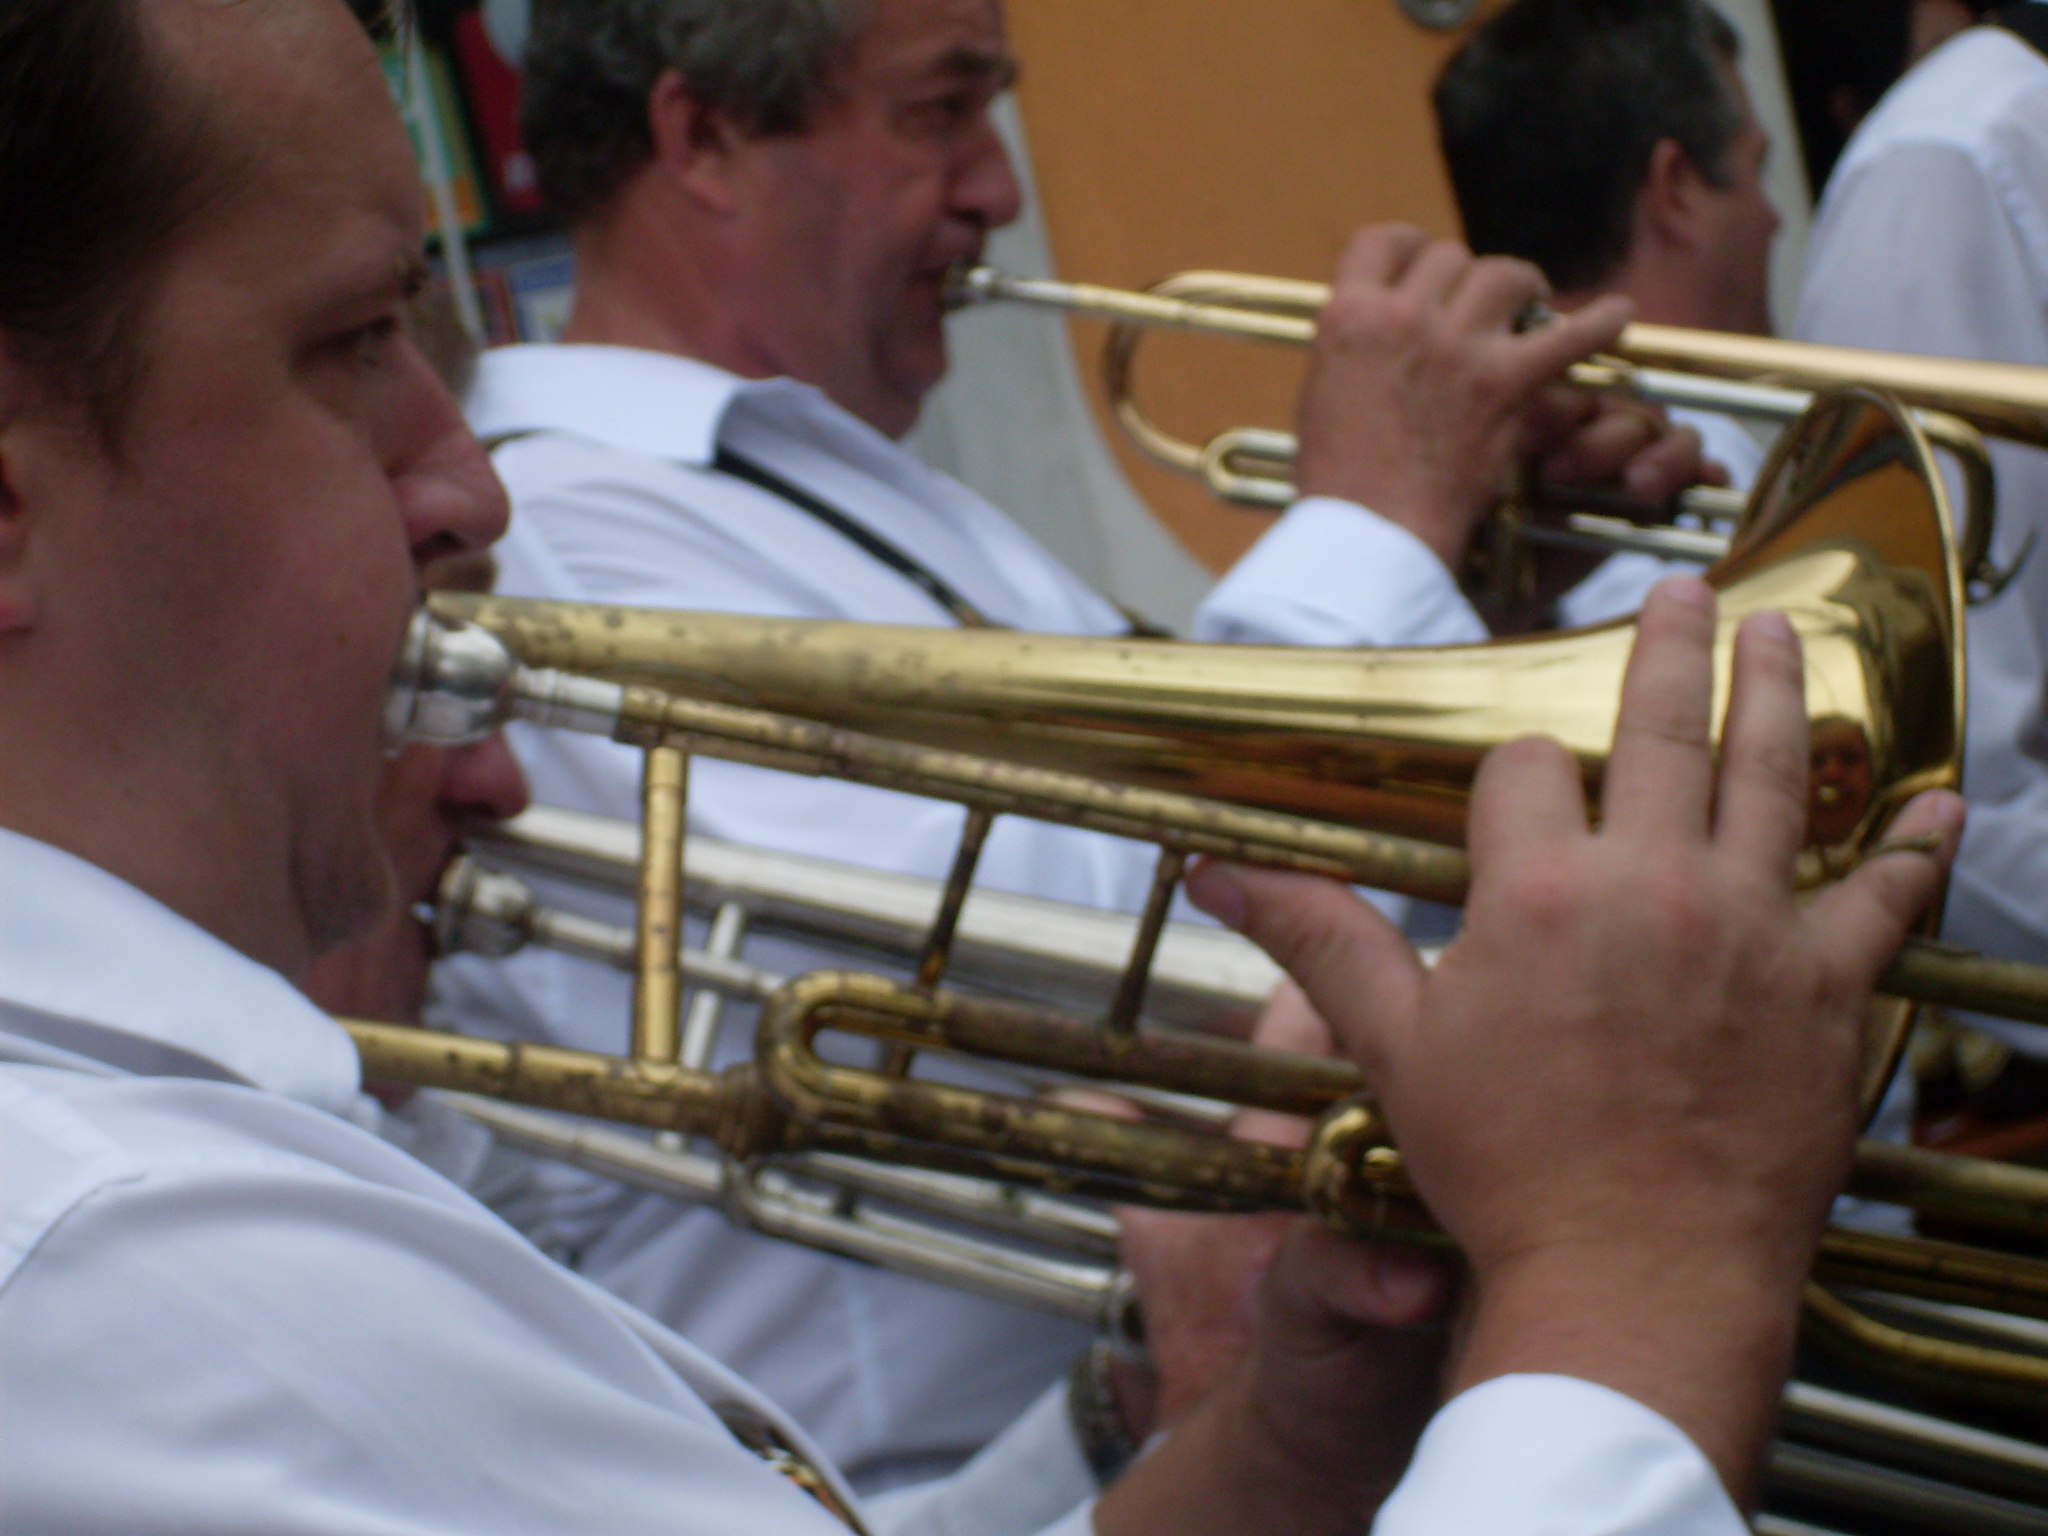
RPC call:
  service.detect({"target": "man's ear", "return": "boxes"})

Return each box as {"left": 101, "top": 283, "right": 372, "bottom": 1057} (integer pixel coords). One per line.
{"left": 0, "top": 347, "right": 44, "bottom": 635}
{"left": 646, "top": 67, "right": 751, "bottom": 214}
{"left": 1637, "top": 137, "right": 1710, "bottom": 255}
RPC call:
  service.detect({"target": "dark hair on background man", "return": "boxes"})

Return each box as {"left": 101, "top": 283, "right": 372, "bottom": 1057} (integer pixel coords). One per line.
{"left": 1434, "top": 0, "right": 1744, "bottom": 293}
{"left": 521, "top": 0, "right": 868, "bottom": 224}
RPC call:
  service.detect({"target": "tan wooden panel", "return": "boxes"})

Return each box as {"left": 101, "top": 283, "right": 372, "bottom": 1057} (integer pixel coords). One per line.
{"left": 1008, "top": 0, "right": 1496, "bottom": 571}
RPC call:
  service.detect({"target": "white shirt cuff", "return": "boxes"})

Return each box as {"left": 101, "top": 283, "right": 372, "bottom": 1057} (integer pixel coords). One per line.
{"left": 1373, "top": 1375, "right": 1746, "bottom": 1536}
{"left": 1193, "top": 497, "right": 1485, "bottom": 648}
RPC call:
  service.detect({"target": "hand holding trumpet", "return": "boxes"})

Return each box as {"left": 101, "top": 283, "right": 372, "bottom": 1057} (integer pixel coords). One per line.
{"left": 1293, "top": 225, "right": 1718, "bottom": 579}
{"left": 1087, "top": 582, "right": 1964, "bottom": 1534}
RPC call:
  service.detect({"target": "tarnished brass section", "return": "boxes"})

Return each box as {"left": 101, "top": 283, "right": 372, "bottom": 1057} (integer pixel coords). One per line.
{"left": 344, "top": 1017, "right": 782, "bottom": 1150}
{"left": 1300, "top": 1096, "right": 1437, "bottom": 1242}
{"left": 751, "top": 971, "right": 2048, "bottom": 1246}
{"left": 350, "top": 979, "right": 2048, "bottom": 1314}
{"left": 1104, "top": 849, "right": 1186, "bottom": 1040}
{"left": 757, "top": 971, "right": 1321, "bottom": 1212}
{"left": 1814, "top": 1226, "right": 2048, "bottom": 1323}
{"left": 1848, "top": 1139, "right": 2048, "bottom": 1237}
{"left": 632, "top": 746, "right": 687, "bottom": 1063}
{"left": 1880, "top": 944, "right": 2048, "bottom": 1027}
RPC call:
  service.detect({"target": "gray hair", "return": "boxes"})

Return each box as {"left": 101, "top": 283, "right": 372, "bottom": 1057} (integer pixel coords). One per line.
{"left": 521, "top": 0, "right": 869, "bottom": 224}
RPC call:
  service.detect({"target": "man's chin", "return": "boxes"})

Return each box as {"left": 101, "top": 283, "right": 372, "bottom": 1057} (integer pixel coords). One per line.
{"left": 886, "top": 321, "right": 950, "bottom": 410}
{"left": 305, "top": 854, "right": 403, "bottom": 961}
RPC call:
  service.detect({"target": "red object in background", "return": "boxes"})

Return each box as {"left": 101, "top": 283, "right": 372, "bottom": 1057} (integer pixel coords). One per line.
{"left": 451, "top": 8, "right": 544, "bottom": 219}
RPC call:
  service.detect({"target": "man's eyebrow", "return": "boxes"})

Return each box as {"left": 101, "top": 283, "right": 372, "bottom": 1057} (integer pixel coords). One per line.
{"left": 938, "top": 46, "right": 1019, "bottom": 89}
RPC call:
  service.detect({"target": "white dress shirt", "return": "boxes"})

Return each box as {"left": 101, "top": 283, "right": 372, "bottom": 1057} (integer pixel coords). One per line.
{"left": 451, "top": 343, "right": 1172, "bottom": 1485}
{"left": 0, "top": 827, "right": 1741, "bottom": 1535}
{"left": 1795, "top": 20, "right": 2048, "bottom": 1058}
{"left": 0, "top": 826, "right": 1101, "bottom": 1536}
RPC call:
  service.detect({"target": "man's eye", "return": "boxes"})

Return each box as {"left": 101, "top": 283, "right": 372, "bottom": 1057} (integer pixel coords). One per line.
{"left": 333, "top": 316, "right": 401, "bottom": 368}
{"left": 906, "top": 92, "right": 980, "bottom": 133}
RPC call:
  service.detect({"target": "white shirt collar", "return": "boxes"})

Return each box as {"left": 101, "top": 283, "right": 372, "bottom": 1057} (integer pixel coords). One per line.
{"left": 0, "top": 828, "right": 361, "bottom": 1114}
{"left": 468, "top": 344, "right": 841, "bottom": 468}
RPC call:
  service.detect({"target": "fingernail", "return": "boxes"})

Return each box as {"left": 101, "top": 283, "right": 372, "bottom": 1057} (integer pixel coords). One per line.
{"left": 1185, "top": 859, "right": 1249, "bottom": 931}
{"left": 1654, "top": 574, "right": 1716, "bottom": 615}
{"left": 1376, "top": 1249, "right": 1446, "bottom": 1321}
{"left": 1919, "top": 788, "right": 1968, "bottom": 835}
{"left": 1745, "top": 609, "right": 1795, "bottom": 647}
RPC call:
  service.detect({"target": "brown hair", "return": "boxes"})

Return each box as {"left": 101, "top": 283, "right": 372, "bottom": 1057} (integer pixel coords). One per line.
{"left": 0, "top": 0, "right": 229, "bottom": 434}
{"left": 0, "top": 0, "right": 405, "bottom": 438}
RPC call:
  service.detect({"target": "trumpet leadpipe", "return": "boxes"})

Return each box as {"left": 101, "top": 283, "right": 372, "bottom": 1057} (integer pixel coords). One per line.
{"left": 953, "top": 264, "right": 2048, "bottom": 447}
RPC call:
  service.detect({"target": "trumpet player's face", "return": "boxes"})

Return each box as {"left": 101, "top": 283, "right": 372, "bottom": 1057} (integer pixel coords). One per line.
{"left": 730, "top": 0, "right": 1023, "bottom": 437}
{"left": 0, "top": 0, "right": 506, "bottom": 977}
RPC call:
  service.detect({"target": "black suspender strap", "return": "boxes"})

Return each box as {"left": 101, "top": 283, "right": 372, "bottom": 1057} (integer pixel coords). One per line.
{"left": 1995, "top": 4, "right": 2048, "bottom": 57}
{"left": 488, "top": 429, "right": 1174, "bottom": 637}
{"left": 712, "top": 447, "right": 994, "bottom": 629}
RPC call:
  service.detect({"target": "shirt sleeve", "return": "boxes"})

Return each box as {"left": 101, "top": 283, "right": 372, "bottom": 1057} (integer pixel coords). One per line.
{"left": 1798, "top": 140, "right": 2048, "bottom": 370}
{"left": 1797, "top": 138, "right": 2048, "bottom": 1058}
{"left": 1193, "top": 498, "right": 1487, "bottom": 648}
{"left": 0, "top": 1096, "right": 857, "bottom": 1536}
{"left": 1371, "top": 1375, "right": 1747, "bottom": 1536}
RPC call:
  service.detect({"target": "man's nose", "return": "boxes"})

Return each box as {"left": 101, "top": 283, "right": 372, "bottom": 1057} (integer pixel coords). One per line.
{"left": 438, "top": 734, "right": 531, "bottom": 826}
{"left": 956, "top": 114, "right": 1024, "bottom": 232}
{"left": 396, "top": 355, "right": 512, "bottom": 568}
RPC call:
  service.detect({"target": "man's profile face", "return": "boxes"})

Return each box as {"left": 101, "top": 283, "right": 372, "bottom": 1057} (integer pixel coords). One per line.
{"left": 1696, "top": 70, "right": 1779, "bottom": 336}
{"left": 30, "top": 0, "right": 506, "bottom": 968}
{"left": 728, "top": 0, "right": 1022, "bottom": 437}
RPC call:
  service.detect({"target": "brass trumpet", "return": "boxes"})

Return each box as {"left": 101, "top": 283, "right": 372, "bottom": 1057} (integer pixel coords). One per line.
{"left": 353, "top": 388, "right": 2048, "bottom": 1407}
{"left": 947, "top": 264, "right": 2036, "bottom": 599}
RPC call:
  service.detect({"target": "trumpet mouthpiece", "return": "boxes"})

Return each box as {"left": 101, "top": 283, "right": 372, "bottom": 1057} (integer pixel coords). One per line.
{"left": 943, "top": 262, "right": 1000, "bottom": 312}
{"left": 384, "top": 610, "right": 518, "bottom": 750}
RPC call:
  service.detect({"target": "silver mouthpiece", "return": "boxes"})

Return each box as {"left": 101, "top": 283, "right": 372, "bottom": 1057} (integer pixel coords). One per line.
{"left": 386, "top": 609, "right": 631, "bottom": 751}
{"left": 943, "top": 262, "right": 999, "bottom": 312}
{"left": 384, "top": 610, "right": 519, "bottom": 749}
{"left": 429, "top": 854, "right": 538, "bottom": 960}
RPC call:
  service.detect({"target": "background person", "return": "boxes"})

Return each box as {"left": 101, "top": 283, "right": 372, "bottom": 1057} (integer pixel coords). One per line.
{"left": 1434, "top": 0, "right": 1779, "bottom": 629}
{"left": 1793, "top": 0, "right": 2048, "bottom": 1145}
{"left": 1197, "top": 0, "right": 1774, "bottom": 666}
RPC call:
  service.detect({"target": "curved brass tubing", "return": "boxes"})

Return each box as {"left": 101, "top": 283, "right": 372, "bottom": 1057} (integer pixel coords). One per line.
{"left": 377, "top": 389, "right": 2048, "bottom": 1409}
{"left": 955, "top": 264, "right": 2029, "bottom": 598}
